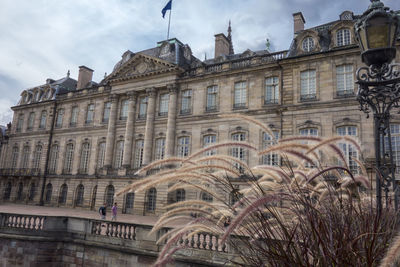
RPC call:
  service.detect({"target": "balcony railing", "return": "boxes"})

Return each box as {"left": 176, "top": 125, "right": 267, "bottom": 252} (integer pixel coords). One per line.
{"left": 206, "top": 105, "right": 218, "bottom": 112}
{"left": 0, "top": 168, "right": 41, "bottom": 177}
{"left": 300, "top": 94, "right": 317, "bottom": 101}
{"left": 233, "top": 103, "right": 247, "bottom": 109}
{"left": 336, "top": 89, "right": 355, "bottom": 97}
{"left": 264, "top": 99, "right": 279, "bottom": 105}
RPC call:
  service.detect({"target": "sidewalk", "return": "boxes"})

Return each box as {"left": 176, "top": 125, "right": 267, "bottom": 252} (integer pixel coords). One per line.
{"left": 0, "top": 203, "right": 159, "bottom": 226}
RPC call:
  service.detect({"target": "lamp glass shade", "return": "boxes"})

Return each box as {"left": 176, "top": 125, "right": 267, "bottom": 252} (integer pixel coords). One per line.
{"left": 366, "top": 16, "right": 390, "bottom": 49}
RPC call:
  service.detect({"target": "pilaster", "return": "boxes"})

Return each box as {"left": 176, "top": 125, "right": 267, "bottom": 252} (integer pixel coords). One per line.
{"left": 165, "top": 84, "right": 178, "bottom": 158}
{"left": 143, "top": 88, "right": 157, "bottom": 165}
{"left": 122, "top": 91, "right": 138, "bottom": 168}
{"left": 104, "top": 94, "right": 119, "bottom": 169}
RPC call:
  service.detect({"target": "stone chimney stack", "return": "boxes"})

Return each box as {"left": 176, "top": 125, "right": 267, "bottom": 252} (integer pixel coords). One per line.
{"left": 214, "top": 33, "right": 230, "bottom": 58}
{"left": 293, "top": 12, "right": 305, "bottom": 34}
{"left": 77, "top": 66, "right": 94, "bottom": 90}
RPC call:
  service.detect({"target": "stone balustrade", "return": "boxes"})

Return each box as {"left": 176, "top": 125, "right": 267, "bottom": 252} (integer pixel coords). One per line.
{"left": 0, "top": 212, "right": 234, "bottom": 266}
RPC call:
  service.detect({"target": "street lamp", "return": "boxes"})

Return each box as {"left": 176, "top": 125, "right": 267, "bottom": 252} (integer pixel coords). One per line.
{"left": 355, "top": 0, "right": 400, "bottom": 212}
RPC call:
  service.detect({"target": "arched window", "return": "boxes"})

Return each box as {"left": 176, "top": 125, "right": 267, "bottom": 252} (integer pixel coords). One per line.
{"left": 3, "top": 182, "right": 12, "bottom": 200}
{"left": 91, "top": 185, "right": 97, "bottom": 210}
{"left": 39, "top": 110, "right": 47, "bottom": 129}
{"left": 120, "top": 99, "right": 129, "bottom": 120}
{"left": 155, "top": 138, "right": 165, "bottom": 160}
{"left": 302, "top": 37, "right": 314, "bottom": 52}
{"left": 262, "top": 131, "right": 280, "bottom": 166}
{"left": 134, "top": 140, "right": 144, "bottom": 169}
{"left": 97, "top": 142, "right": 106, "bottom": 169}
{"left": 17, "top": 182, "right": 23, "bottom": 201}
{"left": 114, "top": 141, "right": 124, "bottom": 169}
{"left": 64, "top": 143, "right": 74, "bottom": 174}
{"left": 337, "top": 126, "right": 358, "bottom": 173}
{"left": 16, "top": 114, "right": 24, "bottom": 132}
{"left": 27, "top": 112, "right": 35, "bottom": 130}
{"left": 11, "top": 146, "right": 19, "bottom": 169}
{"left": 105, "top": 185, "right": 115, "bottom": 207}
{"left": 79, "top": 142, "right": 90, "bottom": 174}
{"left": 177, "top": 137, "right": 190, "bottom": 158}
{"left": 28, "top": 183, "right": 36, "bottom": 201}
{"left": 48, "top": 145, "right": 59, "bottom": 174}
{"left": 58, "top": 184, "right": 68, "bottom": 204}
{"left": 336, "top": 28, "right": 351, "bottom": 46}
{"left": 124, "top": 192, "right": 135, "bottom": 214}
{"left": 201, "top": 191, "right": 213, "bottom": 202}
{"left": 231, "top": 132, "right": 247, "bottom": 170}
{"left": 203, "top": 134, "right": 217, "bottom": 156}
{"left": 21, "top": 146, "right": 30, "bottom": 169}
{"left": 32, "top": 145, "right": 42, "bottom": 169}
{"left": 167, "top": 189, "right": 185, "bottom": 204}
{"left": 146, "top": 188, "right": 157, "bottom": 212}
{"left": 55, "top": 109, "right": 64, "bottom": 128}
{"left": 75, "top": 184, "right": 84, "bottom": 207}
{"left": 45, "top": 183, "right": 52, "bottom": 203}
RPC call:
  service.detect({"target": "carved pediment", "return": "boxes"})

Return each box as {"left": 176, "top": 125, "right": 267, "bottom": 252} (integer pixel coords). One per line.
{"left": 106, "top": 54, "right": 182, "bottom": 84}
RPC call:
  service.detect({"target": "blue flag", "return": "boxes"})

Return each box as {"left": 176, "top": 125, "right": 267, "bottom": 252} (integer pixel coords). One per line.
{"left": 162, "top": 0, "right": 172, "bottom": 18}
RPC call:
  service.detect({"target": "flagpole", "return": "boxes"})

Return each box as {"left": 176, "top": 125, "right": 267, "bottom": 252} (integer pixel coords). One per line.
{"left": 167, "top": 7, "right": 172, "bottom": 40}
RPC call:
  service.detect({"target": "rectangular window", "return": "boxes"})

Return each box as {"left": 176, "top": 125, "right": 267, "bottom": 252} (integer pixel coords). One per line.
{"left": 336, "top": 65, "right": 354, "bottom": 97}
{"left": 64, "top": 144, "right": 74, "bottom": 174}
{"left": 385, "top": 125, "right": 400, "bottom": 175}
{"left": 70, "top": 106, "right": 78, "bottom": 126}
{"left": 11, "top": 147, "right": 19, "bottom": 168}
{"left": 265, "top": 77, "right": 279, "bottom": 104}
{"left": 103, "top": 102, "right": 111, "bottom": 123}
{"left": 177, "top": 137, "right": 190, "bottom": 157}
{"left": 97, "top": 142, "right": 106, "bottom": 169}
{"left": 48, "top": 145, "right": 59, "bottom": 174}
{"left": 27, "top": 112, "right": 35, "bottom": 131}
{"left": 79, "top": 143, "right": 90, "bottom": 174}
{"left": 233, "top": 81, "right": 247, "bottom": 109}
{"left": 300, "top": 70, "right": 316, "bottom": 100}
{"left": 159, "top": 93, "right": 169, "bottom": 116}
{"left": 262, "top": 131, "right": 280, "bottom": 165}
{"left": 32, "top": 145, "right": 42, "bottom": 169}
{"left": 206, "top": 86, "right": 218, "bottom": 112}
{"left": 120, "top": 99, "right": 129, "bottom": 120}
{"left": 39, "top": 111, "right": 47, "bottom": 129}
{"left": 55, "top": 109, "right": 64, "bottom": 128}
{"left": 155, "top": 138, "right": 166, "bottom": 160}
{"left": 21, "top": 146, "right": 30, "bottom": 168}
{"left": 114, "top": 141, "right": 124, "bottom": 169}
{"left": 86, "top": 104, "right": 95, "bottom": 124}
{"left": 181, "top": 90, "right": 192, "bottom": 115}
{"left": 134, "top": 140, "right": 144, "bottom": 169}
{"left": 16, "top": 114, "right": 24, "bottom": 132}
{"left": 138, "top": 96, "right": 148, "bottom": 119}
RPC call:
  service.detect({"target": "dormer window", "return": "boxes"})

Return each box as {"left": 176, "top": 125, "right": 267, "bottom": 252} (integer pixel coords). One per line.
{"left": 336, "top": 28, "right": 351, "bottom": 47}
{"left": 302, "top": 37, "right": 314, "bottom": 52}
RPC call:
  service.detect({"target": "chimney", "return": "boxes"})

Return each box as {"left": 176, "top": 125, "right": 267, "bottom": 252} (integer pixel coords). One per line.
{"left": 293, "top": 12, "right": 305, "bottom": 34}
{"left": 214, "top": 33, "right": 230, "bottom": 58}
{"left": 77, "top": 66, "right": 94, "bottom": 90}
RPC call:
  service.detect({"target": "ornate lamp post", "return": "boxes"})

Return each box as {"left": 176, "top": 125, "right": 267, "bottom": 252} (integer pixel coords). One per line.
{"left": 355, "top": 0, "right": 400, "bottom": 212}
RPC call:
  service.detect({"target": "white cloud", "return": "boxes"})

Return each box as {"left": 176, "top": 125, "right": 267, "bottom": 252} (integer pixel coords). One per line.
{"left": 0, "top": 0, "right": 399, "bottom": 120}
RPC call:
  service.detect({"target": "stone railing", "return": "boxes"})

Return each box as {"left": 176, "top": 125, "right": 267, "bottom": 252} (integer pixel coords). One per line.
{"left": 0, "top": 212, "right": 231, "bottom": 260}
{"left": 0, "top": 168, "right": 41, "bottom": 177}
{"left": 184, "top": 50, "right": 288, "bottom": 77}
{"left": 0, "top": 213, "right": 45, "bottom": 230}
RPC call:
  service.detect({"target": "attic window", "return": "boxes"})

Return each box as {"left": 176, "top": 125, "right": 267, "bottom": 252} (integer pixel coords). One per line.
{"left": 336, "top": 29, "right": 351, "bottom": 46}
{"left": 302, "top": 37, "right": 314, "bottom": 52}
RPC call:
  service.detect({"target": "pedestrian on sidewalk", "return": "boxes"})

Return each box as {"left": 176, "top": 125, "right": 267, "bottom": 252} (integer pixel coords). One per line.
{"left": 111, "top": 202, "right": 117, "bottom": 221}
{"left": 99, "top": 203, "right": 106, "bottom": 220}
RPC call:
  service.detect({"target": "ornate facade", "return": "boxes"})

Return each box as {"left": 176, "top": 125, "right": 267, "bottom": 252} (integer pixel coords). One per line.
{"left": 1, "top": 10, "right": 400, "bottom": 216}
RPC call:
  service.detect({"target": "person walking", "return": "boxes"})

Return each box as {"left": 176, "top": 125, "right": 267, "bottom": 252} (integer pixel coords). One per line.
{"left": 111, "top": 202, "right": 117, "bottom": 221}
{"left": 99, "top": 202, "right": 106, "bottom": 220}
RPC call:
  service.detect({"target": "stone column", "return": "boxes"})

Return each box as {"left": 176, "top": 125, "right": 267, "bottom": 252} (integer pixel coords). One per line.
{"left": 104, "top": 94, "right": 118, "bottom": 169}
{"left": 122, "top": 91, "right": 138, "bottom": 168}
{"left": 165, "top": 84, "right": 178, "bottom": 158}
{"left": 143, "top": 88, "right": 157, "bottom": 165}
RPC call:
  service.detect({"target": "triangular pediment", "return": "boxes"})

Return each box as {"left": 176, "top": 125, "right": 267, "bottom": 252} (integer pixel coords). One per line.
{"left": 106, "top": 54, "right": 182, "bottom": 84}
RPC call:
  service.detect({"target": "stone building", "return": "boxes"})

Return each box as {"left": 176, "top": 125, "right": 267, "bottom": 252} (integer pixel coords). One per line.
{"left": 1, "top": 10, "right": 400, "bottom": 216}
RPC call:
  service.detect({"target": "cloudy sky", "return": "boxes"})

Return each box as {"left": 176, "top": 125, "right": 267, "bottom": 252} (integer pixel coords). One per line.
{"left": 0, "top": 0, "right": 399, "bottom": 125}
